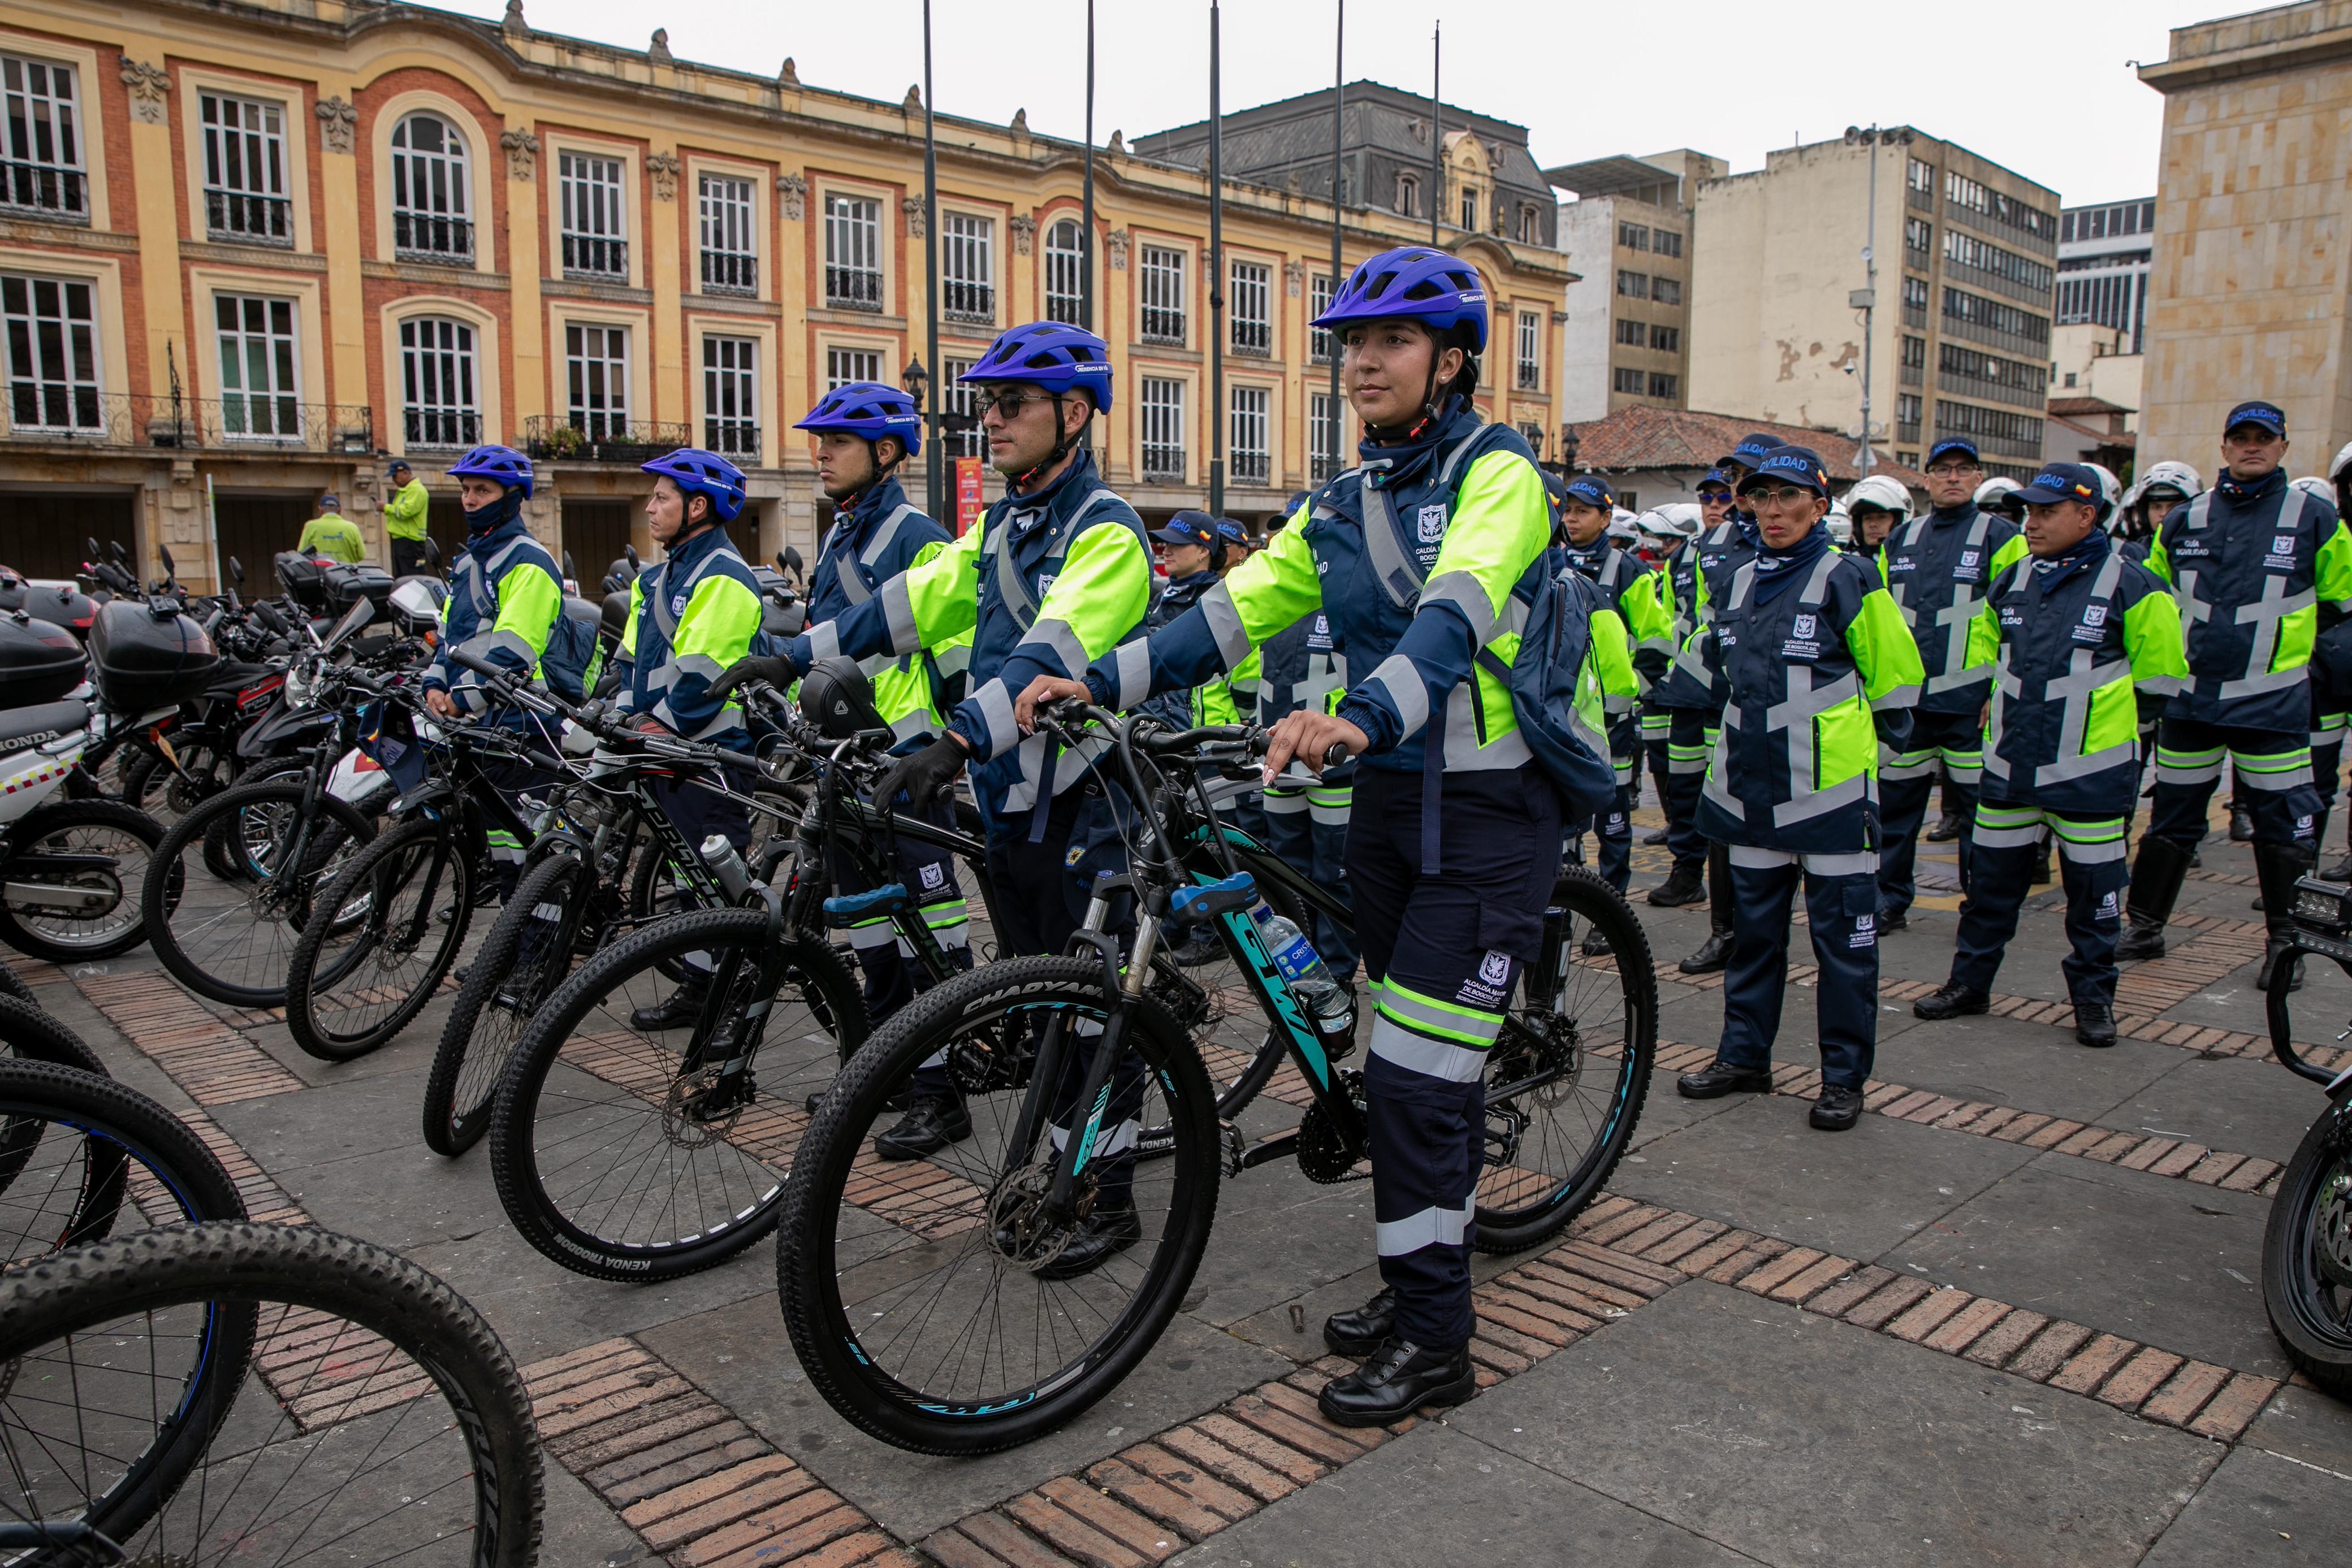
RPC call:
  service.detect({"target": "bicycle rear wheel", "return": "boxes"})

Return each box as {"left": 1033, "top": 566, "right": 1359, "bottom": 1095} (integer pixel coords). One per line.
{"left": 143, "top": 781, "right": 373, "bottom": 1007}
{"left": 1472, "top": 864, "right": 1657, "bottom": 1251}
{"left": 490, "top": 907, "right": 866, "bottom": 1281}
{"left": 425, "top": 853, "right": 591, "bottom": 1156}
{"left": 284, "top": 818, "right": 474, "bottom": 1061}
{"left": 777, "top": 955, "right": 1221, "bottom": 1456}
{"left": 0, "top": 1058, "right": 247, "bottom": 1264}
{"left": 0, "top": 1221, "right": 541, "bottom": 1565}
{"left": 0, "top": 993, "right": 106, "bottom": 1076}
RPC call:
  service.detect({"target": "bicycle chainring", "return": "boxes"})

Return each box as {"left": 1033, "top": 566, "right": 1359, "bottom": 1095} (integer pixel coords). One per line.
{"left": 1296, "top": 1069, "right": 1370, "bottom": 1184}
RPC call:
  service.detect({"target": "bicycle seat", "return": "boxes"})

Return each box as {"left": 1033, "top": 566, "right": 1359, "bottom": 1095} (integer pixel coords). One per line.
{"left": 0, "top": 699, "right": 90, "bottom": 747}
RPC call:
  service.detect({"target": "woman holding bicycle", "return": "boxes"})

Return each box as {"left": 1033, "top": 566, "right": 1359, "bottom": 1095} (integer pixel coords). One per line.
{"left": 1018, "top": 245, "right": 1563, "bottom": 1427}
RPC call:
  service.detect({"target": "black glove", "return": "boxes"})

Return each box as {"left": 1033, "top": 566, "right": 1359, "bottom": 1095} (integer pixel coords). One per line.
{"left": 872, "top": 732, "right": 968, "bottom": 815}
{"left": 707, "top": 651, "right": 804, "bottom": 703}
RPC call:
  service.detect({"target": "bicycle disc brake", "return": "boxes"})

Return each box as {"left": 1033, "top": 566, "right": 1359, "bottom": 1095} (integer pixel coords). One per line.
{"left": 985, "top": 1159, "right": 1097, "bottom": 1273}
{"left": 2315, "top": 1143, "right": 2352, "bottom": 1291}
{"left": 1296, "top": 1069, "right": 1370, "bottom": 1184}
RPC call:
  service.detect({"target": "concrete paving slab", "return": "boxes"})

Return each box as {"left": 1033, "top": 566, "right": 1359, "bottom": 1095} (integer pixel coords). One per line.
{"left": 1867, "top": 1016, "right": 2178, "bottom": 1128}
{"left": 1608, "top": 1090, "right": 2037, "bottom": 1261}
{"left": 635, "top": 1291, "right": 1293, "bottom": 1543}
{"left": 1882, "top": 1154, "right": 2285, "bottom": 1378}
{"left": 2138, "top": 1445, "right": 2350, "bottom": 1566}
{"left": 1454, "top": 1280, "right": 2220, "bottom": 1568}
{"left": 543, "top": 1446, "right": 654, "bottom": 1567}
{"left": 1170, "top": 1418, "right": 1762, "bottom": 1568}
{"left": 2246, "top": 1382, "right": 2352, "bottom": 1478}
{"left": 2106, "top": 1055, "right": 2330, "bottom": 1166}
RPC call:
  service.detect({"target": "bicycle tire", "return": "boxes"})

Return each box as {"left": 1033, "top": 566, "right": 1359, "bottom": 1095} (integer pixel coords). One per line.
{"left": 425, "top": 853, "right": 590, "bottom": 1156}
{"left": 490, "top": 906, "right": 867, "bottom": 1281}
{"left": 2261, "top": 1094, "right": 2352, "bottom": 1397}
{"left": 142, "top": 779, "right": 374, "bottom": 1007}
{"left": 777, "top": 954, "right": 1221, "bottom": 1456}
{"left": 0, "top": 1221, "right": 541, "bottom": 1566}
{"left": 0, "top": 1058, "right": 247, "bottom": 1262}
{"left": 0, "top": 799, "right": 162, "bottom": 963}
{"left": 0, "top": 959, "right": 32, "bottom": 1007}
{"left": 284, "top": 818, "right": 473, "bottom": 1062}
{"left": 1471, "top": 864, "right": 1657, "bottom": 1253}
{"left": 0, "top": 993, "right": 105, "bottom": 1076}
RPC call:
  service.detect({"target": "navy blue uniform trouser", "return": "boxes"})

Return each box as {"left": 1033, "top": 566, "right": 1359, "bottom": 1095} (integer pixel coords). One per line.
{"left": 1879, "top": 708, "right": 1983, "bottom": 917}
{"left": 985, "top": 785, "right": 1143, "bottom": 1207}
{"left": 2146, "top": 718, "right": 2319, "bottom": 849}
{"left": 1260, "top": 786, "right": 1359, "bottom": 974}
{"left": 832, "top": 787, "right": 974, "bottom": 1098}
{"left": 1949, "top": 804, "right": 2128, "bottom": 1004}
{"left": 644, "top": 770, "right": 753, "bottom": 975}
{"left": 1716, "top": 846, "right": 1879, "bottom": 1090}
{"left": 1657, "top": 707, "right": 1713, "bottom": 873}
{"left": 1569, "top": 785, "right": 1633, "bottom": 894}
{"left": 1350, "top": 765, "right": 1563, "bottom": 1350}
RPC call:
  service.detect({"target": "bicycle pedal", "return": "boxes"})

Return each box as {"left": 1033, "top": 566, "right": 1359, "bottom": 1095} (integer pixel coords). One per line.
{"left": 1220, "top": 1120, "right": 1246, "bottom": 1177}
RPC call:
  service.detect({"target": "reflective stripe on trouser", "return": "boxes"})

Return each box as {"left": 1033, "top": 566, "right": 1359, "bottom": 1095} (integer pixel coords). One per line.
{"left": 1951, "top": 807, "right": 2127, "bottom": 1004}
{"left": 1348, "top": 765, "right": 1564, "bottom": 1350}
{"left": 831, "top": 788, "right": 972, "bottom": 1093}
{"left": 1260, "top": 786, "right": 1356, "bottom": 974}
{"left": 1715, "top": 848, "right": 1879, "bottom": 1090}
{"left": 478, "top": 756, "right": 558, "bottom": 900}
{"left": 2147, "top": 717, "right": 2320, "bottom": 850}
{"left": 2312, "top": 696, "right": 2346, "bottom": 817}
{"left": 1879, "top": 708, "right": 1982, "bottom": 918}
{"left": 1656, "top": 708, "right": 1713, "bottom": 872}
{"left": 648, "top": 769, "right": 753, "bottom": 974}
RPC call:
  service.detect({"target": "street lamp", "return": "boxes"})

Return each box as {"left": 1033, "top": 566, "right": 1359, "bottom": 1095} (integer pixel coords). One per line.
{"left": 901, "top": 356, "right": 930, "bottom": 413}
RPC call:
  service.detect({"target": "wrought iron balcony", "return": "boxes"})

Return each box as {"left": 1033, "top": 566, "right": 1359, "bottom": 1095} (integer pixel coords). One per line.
{"left": 206, "top": 189, "right": 292, "bottom": 247}
{"left": 394, "top": 211, "right": 474, "bottom": 265}
{"left": 1140, "top": 447, "right": 1185, "bottom": 481}
{"left": 702, "top": 250, "right": 757, "bottom": 296}
{"left": 0, "top": 158, "right": 87, "bottom": 222}
{"left": 562, "top": 233, "right": 628, "bottom": 279}
{"left": 2, "top": 391, "right": 373, "bottom": 452}
{"left": 1230, "top": 452, "right": 1271, "bottom": 485}
{"left": 704, "top": 419, "right": 761, "bottom": 458}
{"left": 524, "top": 413, "right": 688, "bottom": 464}
{"left": 825, "top": 266, "right": 884, "bottom": 311}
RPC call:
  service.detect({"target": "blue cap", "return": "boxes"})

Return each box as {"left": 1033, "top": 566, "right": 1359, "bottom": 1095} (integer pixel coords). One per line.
{"left": 317, "top": 493, "right": 341, "bottom": 510}
{"left": 1153, "top": 510, "right": 1217, "bottom": 548}
{"left": 2016, "top": 462, "right": 2105, "bottom": 508}
{"left": 387, "top": 459, "right": 412, "bottom": 475}
{"left": 1696, "top": 467, "right": 1735, "bottom": 493}
{"left": 1736, "top": 445, "right": 1831, "bottom": 497}
{"left": 1927, "top": 437, "right": 1981, "bottom": 466}
{"left": 1563, "top": 474, "right": 1615, "bottom": 510}
{"left": 2224, "top": 400, "right": 2286, "bottom": 437}
{"left": 1212, "top": 517, "right": 1251, "bottom": 547}
{"left": 1719, "top": 434, "right": 1778, "bottom": 471}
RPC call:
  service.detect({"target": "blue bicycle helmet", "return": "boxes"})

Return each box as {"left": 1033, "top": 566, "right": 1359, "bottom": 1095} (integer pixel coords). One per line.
{"left": 640, "top": 447, "right": 747, "bottom": 523}
{"left": 1311, "top": 245, "right": 1488, "bottom": 353}
{"left": 794, "top": 380, "right": 923, "bottom": 458}
{"left": 958, "top": 322, "right": 1115, "bottom": 412}
{"left": 447, "top": 443, "right": 534, "bottom": 500}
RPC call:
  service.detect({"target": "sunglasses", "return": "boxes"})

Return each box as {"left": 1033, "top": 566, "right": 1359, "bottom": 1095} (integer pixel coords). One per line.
{"left": 977, "top": 389, "right": 1054, "bottom": 419}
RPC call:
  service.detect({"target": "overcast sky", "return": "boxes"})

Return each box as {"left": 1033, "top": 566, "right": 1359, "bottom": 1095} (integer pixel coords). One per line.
{"left": 457, "top": 0, "right": 2188, "bottom": 209}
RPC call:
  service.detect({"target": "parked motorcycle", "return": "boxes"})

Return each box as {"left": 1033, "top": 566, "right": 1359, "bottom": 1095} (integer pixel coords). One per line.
{"left": 2260, "top": 877, "right": 2352, "bottom": 1397}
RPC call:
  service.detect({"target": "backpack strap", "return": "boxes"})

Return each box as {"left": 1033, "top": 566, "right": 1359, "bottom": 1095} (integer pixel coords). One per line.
{"left": 991, "top": 488, "right": 1118, "bottom": 630}
{"left": 835, "top": 502, "right": 923, "bottom": 607}
{"left": 648, "top": 543, "right": 746, "bottom": 643}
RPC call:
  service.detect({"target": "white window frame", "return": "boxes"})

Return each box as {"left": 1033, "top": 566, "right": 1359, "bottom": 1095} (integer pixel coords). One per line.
{"left": 702, "top": 334, "right": 758, "bottom": 457}
{"left": 1459, "top": 187, "right": 1477, "bottom": 233}
{"left": 1139, "top": 244, "right": 1186, "bottom": 344}
{"left": 1, "top": 271, "right": 101, "bottom": 432}
{"left": 825, "top": 344, "right": 881, "bottom": 390}
{"left": 200, "top": 91, "right": 289, "bottom": 246}
{"left": 213, "top": 292, "right": 301, "bottom": 441}
{"left": 1229, "top": 384, "right": 1270, "bottom": 485}
{"left": 1309, "top": 271, "right": 1335, "bottom": 363}
{"left": 0, "top": 53, "right": 84, "bottom": 220}
{"left": 941, "top": 211, "right": 995, "bottom": 323}
{"left": 1139, "top": 375, "right": 1185, "bottom": 479}
{"left": 565, "top": 322, "right": 629, "bottom": 436}
{"left": 1045, "top": 217, "right": 1086, "bottom": 325}
{"left": 1229, "top": 258, "right": 1270, "bottom": 356}
{"left": 389, "top": 112, "right": 472, "bottom": 263}
{"left": 698, "top": 173, "right": 757, "bottom": 296}
{"left": 824, "top": 193, "right": 883, "bottom": 310}
{"left": 1515, "top": 309, "right": 1541, "bottom": 391}
{"left": 559, "top": 151, "right": 627, "bottom": 278}
{"left": 399, "top": 315, "right": 479, "bottom": 449}
{"left": 1309, "top": 389, "right": 1342, "bottom": 481}
{"left": 939, "top": 355, "right": 984, "bottom": 459}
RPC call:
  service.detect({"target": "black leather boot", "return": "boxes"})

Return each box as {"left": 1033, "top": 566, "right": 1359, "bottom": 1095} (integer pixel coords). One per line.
{"left": 1913, "top": 981, "right": 1990, "bottom": 1020}
{"left": 1032, "top": 1203, "right": 1142, "bottom": 1281}
{"left": 1676, "top": 1059, "right": 1774, "bottom": 1098}
{"left": 872, "top": 1095, "right": 974, "bottom": 1160}
{"left": 1679, "top": 842, "right": 1735, "bottom": 973}
{"left": 1317, "top": 1338, "right": 1476, "bottom": 1427}
{"left": 1322, "top": 1287, "right": 1396, "bottom": 1356}
{"left": 2115, "top": 836, "right": 2192, "bottom": 961}
{"left": 2254, "top": 839, "right": 2317, "bottom": 993}
{"left": 2073, "top": 1002, "right": 2117, "bottom": 1047}
{"left": 629, "top": 979, "right": 707, "bottom": 1031}
{"left": 1646, "top": 861, "right": 1706, "bottom": 907}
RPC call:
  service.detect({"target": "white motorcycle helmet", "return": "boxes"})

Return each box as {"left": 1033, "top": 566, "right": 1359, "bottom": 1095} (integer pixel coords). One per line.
{"left": 1824, "top": 501, "right": 1853, "bottom": 547}
{"left": 2290, "top": 475, "right": 2336, "bottom": 508}
{"left": 2331, "top": 442, "right": 2352, "bottom": 484}
{"left": 1975, "top": 475, "right": 2022, "bottom": 506}
{"left": 1637, "top": 503, "right": 1702, "bottom": 543}
{"left": 1607, "top": 507, "right": 1642, "bottom": 544}
{"left": 389, "top": 575, "right": 446, "bottom": 636}
{"left": 1844, "top": 474, "right": 1913, "bottom": 527}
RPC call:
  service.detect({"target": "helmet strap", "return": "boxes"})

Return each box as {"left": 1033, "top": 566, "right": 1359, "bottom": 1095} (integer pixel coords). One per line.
{"left": 1013, "top": 394, "right": 1078, "bottom": 493}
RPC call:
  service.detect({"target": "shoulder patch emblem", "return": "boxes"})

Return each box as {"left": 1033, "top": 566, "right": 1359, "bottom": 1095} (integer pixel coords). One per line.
{"left": 1417, "top": 504, "right": 1447, "bottom": 543}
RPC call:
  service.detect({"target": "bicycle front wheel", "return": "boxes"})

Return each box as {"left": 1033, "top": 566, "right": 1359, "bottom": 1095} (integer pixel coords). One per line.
{"left": 1473, "top": 864, "right": 1657, "bottom": 1251}
{"left": 490, "top": 907, "right": 867, "bottom": 1281}
{"left": 425, "top": 852, "right": 591, "bottom": 1156}
{"left": 777, "top": 955, "right": 1221, "bottom": 1456}
{"left": 285, "top": 818, "right": 473, "bottom": 1062}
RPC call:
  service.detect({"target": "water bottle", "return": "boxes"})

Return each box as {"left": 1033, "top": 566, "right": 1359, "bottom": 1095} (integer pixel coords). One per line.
{"left": 699, "top": 833, "right": 753, "bottom": 902}
{"left": 1250, "top": 902, "right": 1354, "bottom": 1036}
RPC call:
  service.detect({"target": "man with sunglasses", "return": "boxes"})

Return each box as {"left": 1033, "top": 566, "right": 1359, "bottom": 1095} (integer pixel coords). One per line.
{"left": 1873, "top": 437, "right": 2027, "bottom": 933}
{"left": 2117, "top": 400, "right": 2352, "bottom": 987}
{"left": 1651, "top": 440, "right": 1776, "bottom": 960}
{"left": 1674, "top": 445, "right": 1922, "bottom": 1130}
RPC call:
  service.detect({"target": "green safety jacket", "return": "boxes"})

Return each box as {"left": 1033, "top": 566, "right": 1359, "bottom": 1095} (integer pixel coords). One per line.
{"left": 296, "top": 513, "right": 365, "bottom": 564}
{"left": 383, "top": 479, "right": 430, "bottom": 543}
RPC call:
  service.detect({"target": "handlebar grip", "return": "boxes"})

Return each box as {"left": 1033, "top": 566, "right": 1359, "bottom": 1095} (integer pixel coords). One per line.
{"left": 445, "top": 647, "right": 512, "bottom": 682}
{"left": 1322, "top": 742, "right": 1352, "bottom": 770}
{"left": 1169, "top": 871, "right": 1257, "bottom": 922}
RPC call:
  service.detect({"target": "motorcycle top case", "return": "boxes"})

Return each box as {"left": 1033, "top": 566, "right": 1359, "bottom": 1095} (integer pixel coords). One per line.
{"left": 324, "top": 562, "right": 396, "bottom": 616}
{"left": 275, "top": 550, "right": 331, "bottom": 613}
{"left": 0, "top": 613, "right": 87, "bottom": 707}
{"left": 88, "top": 599, "right": 221, "bottom": 711}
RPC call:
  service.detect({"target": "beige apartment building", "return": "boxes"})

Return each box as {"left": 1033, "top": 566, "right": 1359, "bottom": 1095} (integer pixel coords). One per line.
{"left": 1547, "top": 150, "right": 1722, "bottom": 424}
{"left": 2136, "top": 1, "right": 2352, "bottom": 471}
{"left": 1688, "top": 129, "right": 2061, "bottom": 480}
{"left": 0, "top": 0, "right": 1570, "bottom": 591}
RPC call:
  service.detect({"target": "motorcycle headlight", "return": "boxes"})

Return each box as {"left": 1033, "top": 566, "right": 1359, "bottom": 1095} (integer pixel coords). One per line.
{"left": 2290, "top": 877, "right": 2352, "bottom": 934}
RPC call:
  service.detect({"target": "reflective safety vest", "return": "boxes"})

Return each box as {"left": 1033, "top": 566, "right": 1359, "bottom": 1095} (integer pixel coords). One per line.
{"left": 428, "top": 514, "right": 561, "bottom": 720}
{"left": 1564, "top": 541, "right": 1675, "bottom": 685}
{"left": 617, "top": 525, "right": 764, "bottom": 742}
{"left": 1879, "top": 504, "right": 2026, "bottom": 714}
{"left": 806, "top": 476, "right": 955, "bottom": 742}
{"left": 1970, "top": 545, "right": 2187, "bottom": 817}
{"left": 2145, "top": 471, "right": 2352, "bottom": 733}
{"left": 1657, "top": 519, "right": 1759, "bottom": 713}
{"left": 1694, "top": 543, "right": 1923, "bottom": 854}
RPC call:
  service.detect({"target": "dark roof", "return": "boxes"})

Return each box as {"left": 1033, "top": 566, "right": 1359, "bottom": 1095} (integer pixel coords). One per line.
{"left": 1545, "top": 155, "right": 1683, "bottom": 199}
{"left": 2046, "top": 395, "right": 2132, "bottom": 417}
{"left": 1568, "top": 406, "right": 1927, "bottom": 490}
{"left": 1132, "top": 81, "right": 1549, "bottom": 195}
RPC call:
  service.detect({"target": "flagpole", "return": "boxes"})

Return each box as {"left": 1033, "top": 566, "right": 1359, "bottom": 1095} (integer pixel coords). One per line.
{"left": 1208, "top": 0, "right": 1224, "bottom": 518}
{"left": 1082, "top": 0, "right": 1096, "bottom": 330}
{"left": 1328, "top": 2, "right": 1343, "bottom": 483}
{"left": 922, "top": 0, "right": 941, "bottom": 518}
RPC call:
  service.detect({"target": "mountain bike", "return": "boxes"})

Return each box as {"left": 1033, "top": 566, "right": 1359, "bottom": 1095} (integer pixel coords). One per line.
{"left": 775, "top": 703, "right": 1658, "bottom": 1454}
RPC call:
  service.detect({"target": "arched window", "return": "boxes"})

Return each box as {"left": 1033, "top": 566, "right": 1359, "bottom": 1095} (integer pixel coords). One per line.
{"left": 391, "top": 112, "right": 472, "bottom": 262}
{"left": 1044, "top": 217, "right": 1086, "bottom": 325}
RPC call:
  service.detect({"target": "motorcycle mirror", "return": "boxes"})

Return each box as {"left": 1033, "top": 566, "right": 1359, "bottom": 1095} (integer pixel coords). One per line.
{"left": 324, "top": 595, "right": 374, "bottom": 650}
{"left": 563, "top": 549, "right": 577, "bottom": 581}
{"left": 624, "top": 543, "right": 641, "bottom": 569}
{"left": 109, "top": 540, "right": 126, "bottom": 562}
{"left": 425, "top": 536, "right": 442, "bottom": 569}
{"left": 159, "top": 544, "right": 176, "bottom": 578}
{"left": 782, "top": 545, "right": 804, "bottom": 578}
{"left": 254, "top": 601, "right": 287, "bottom": 636}
{"left": 229, "top": 556, "right": 244, "bottom": 584}
{"left": 85, "top": 536, "right": 100, "bottom": 561}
